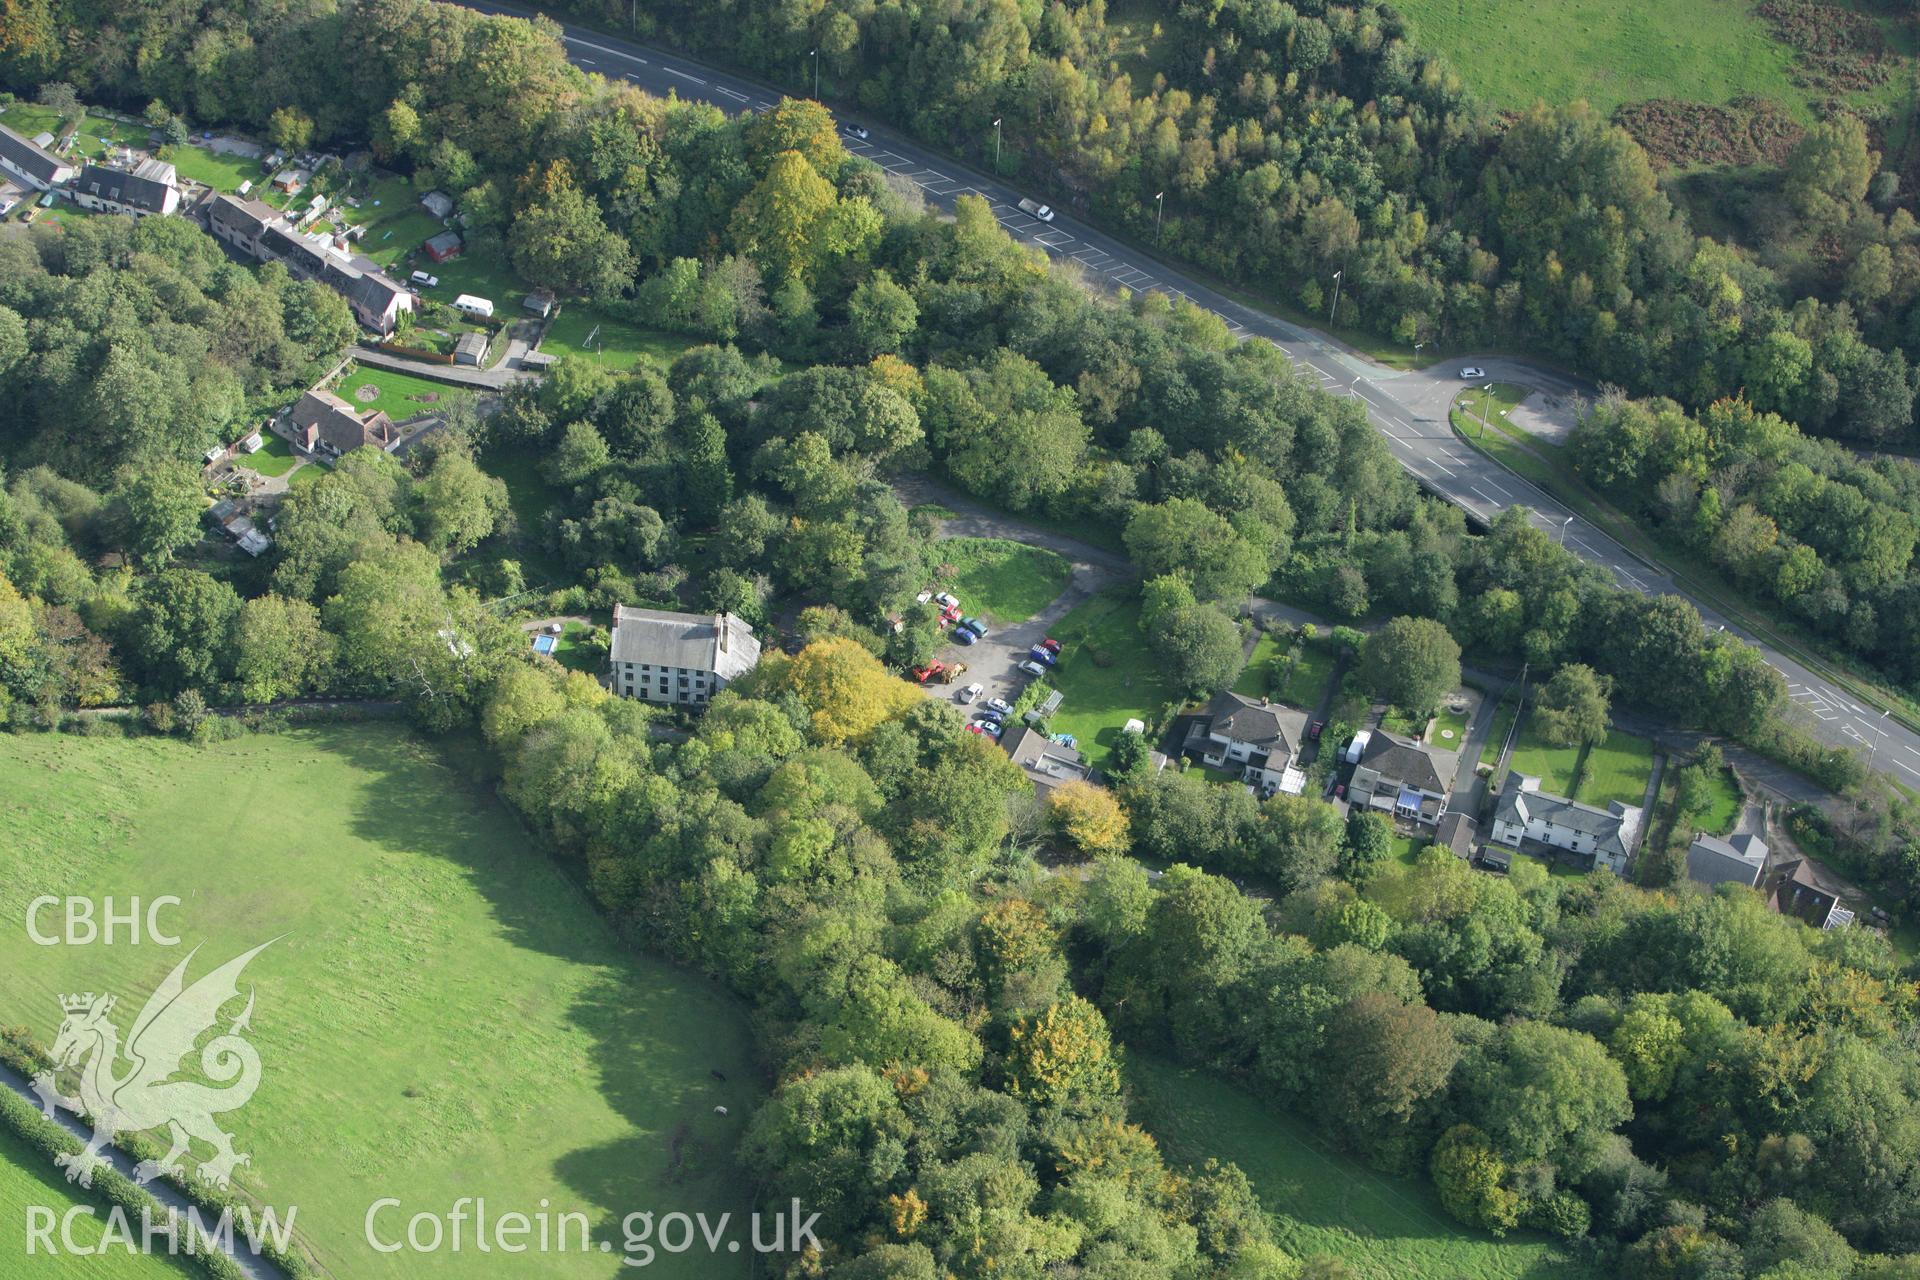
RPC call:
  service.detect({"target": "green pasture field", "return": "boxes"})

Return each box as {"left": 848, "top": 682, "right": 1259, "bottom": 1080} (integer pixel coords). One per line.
{"left": 0, "top": 727, "right": 758, "bottom": 1279}
{"left": 1128, "top": 1055, "right": 1601, "bottom": 1280}
{"left": 540, "top": 308, "right": 696, "bottom": 373}
{"left": 0, "top": 1123, "right": 201, "bottom": 1279}
{"left": 927, "top": 537, "right": 1070, "bottom": 626}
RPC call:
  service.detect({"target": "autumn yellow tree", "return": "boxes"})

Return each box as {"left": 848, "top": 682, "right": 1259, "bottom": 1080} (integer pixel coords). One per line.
{"left": 730, "top": 150, "right": 881, "bottom": 285}
{"left": 781, "top": 636, "right": 919, "bottom": 745}
{"left": 1005, "top": 995, "right": 1123, "bottom": 1106}
{"left": 1047, "top": 779, "right": 1130, "bottom": 854}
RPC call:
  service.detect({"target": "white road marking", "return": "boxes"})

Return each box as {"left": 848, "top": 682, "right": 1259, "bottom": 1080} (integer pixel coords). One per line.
{"left": 1470, "top": 485, "right": 1499, "bottom": 506}
{"left": 715, "top": 86, "right": 749, "bottom": 102}
{"left": 565, "top": 36, "right": 646, "bottom": 64}
{"left": 665, "top": 68, "right": 707, "bottom": 85}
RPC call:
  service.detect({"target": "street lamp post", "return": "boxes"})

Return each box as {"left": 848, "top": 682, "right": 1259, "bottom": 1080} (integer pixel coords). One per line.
{"left": 1413, "top": 340, "right": 1425, "bottom": 362}
{"left": 1477, "top": 382, "right": 1493, "bottom": 438}
{"left": 992, "top": 118, "right": 1002, "bottom": 173}
{"left": 1154, "top": 191, "right": 1164, "bottom": 241}
{"left": 1329, "top": 269, "right": 1342, "bottom": 325}
{"left": 810, "top": 48, "right": 819, "bottom": 99}
{"left": 1558, "top": 514, "right": 1574, "bottom": 545}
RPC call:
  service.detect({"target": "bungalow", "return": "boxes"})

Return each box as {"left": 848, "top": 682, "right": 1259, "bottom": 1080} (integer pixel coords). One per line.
{"left": 290, "top": 387, "right": 400, "bottom": 457}
{"left": 422, "top": 229, "right": 463, "bottom": 263}
{"left": 1002, "top": 726, "right": 1095, "bottom": 796}
{"left": 1686, "top": 831, "right": 1768, "bottom": 890}
{"left": 1769, "top": 859, "right": 1854, "bottom": 930}
{"left": 1346, "top": 729, "right": 1457, "bottom": 827}
{"left": 72, "top": 159, "right": 179, "bottom": 217}
{"left": 1185, "top": 690, "right": 1306, "bottom": 794}
{"left": 1491, "top": 773, "right": 1641, "bottom": 876}
{"left": 0, "top": 123, "right": 76, "bottom": 190}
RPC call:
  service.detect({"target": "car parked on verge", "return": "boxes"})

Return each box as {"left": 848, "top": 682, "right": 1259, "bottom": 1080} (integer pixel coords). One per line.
{"left": 934, "top": 591, "right": 959, "bottom": 608}
{"left": 410, "top": 270, "right": 438, "bottom": 288}
{"left": 959, "top": 616, "right": 988, "bottom": 638}
{"left": 939, "top": 603, "right": 962, "bottom": 624}
{"left": 1039, "top": 638, "right": 1061, "bottom": 654}
{"left": 951, "top": 627, "right": 977, "bottom": 645}
{"left": 1017, "top": 659, "right": 1047, "bottom": 677}
{"left": 1028, "top": 645, "right": 1056, "bottom": 666}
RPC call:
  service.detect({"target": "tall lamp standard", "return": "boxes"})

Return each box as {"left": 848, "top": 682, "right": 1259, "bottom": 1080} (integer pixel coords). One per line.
{"left": 1329, "top": 269, "right": 1343, "bottom": 324}
{"left": 992, "top": 118, "right": 1002, "bottom": 173}
{"left": 810, "top": 48, "right": 819, "bottom": 98}
{"left": 1154, "top": 191, "right": 1165, "bottom": 241}
{"left": 1476, "top": 383, "right": 1494, "bottom": 438}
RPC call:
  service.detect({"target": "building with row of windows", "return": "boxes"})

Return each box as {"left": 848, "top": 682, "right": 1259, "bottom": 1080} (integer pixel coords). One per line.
{"left": 607, "top": 607, "right": 760, "bottom": 706}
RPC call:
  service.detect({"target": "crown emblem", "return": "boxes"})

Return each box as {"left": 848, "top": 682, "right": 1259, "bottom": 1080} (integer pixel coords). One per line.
{"left": 59, "top": 992, "right": 112, "bottom": 1015}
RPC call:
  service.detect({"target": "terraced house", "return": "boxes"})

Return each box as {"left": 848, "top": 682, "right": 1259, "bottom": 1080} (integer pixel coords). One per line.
{"left": 72, "top": 158, "right": 179, "bottom": 217}
{"left": 206, "top": 191, "right": 413, "bottom": 334}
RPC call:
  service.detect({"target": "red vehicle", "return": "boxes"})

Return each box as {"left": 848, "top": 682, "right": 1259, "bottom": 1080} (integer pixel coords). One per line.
{"left": 1309, "top": 720, "right": 1324, "bottom": 740}
{"left": 912, "top": 661, "right": 948, "bottom": 684}
{"left": 940, "top": 603, "right": 962, "bottom": 624}
{"left": 1040, "top": 637, "right": 1061, "bottom": 654}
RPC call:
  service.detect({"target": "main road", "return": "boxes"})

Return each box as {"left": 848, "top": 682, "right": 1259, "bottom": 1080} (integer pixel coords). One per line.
{"left": 466, "top": 1, "right": 1920, "bottom": 787}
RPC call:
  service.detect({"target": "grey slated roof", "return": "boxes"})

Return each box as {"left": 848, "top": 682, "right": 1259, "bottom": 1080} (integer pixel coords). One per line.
{"left": 454, "top": 331, "right": 488, "bottom": 359}
{"left": 1203, "top": 690, "right": 1290, "bottom": 751}
{"left": 1687, "top": 832, "right": 1767, "bottom": 890}
{"left": 609, "top": 606, "right": 760, "bottom": 682}
{"left": 75, "top": 162, "right": 173, "bottom": 212}
{"left": 1437, "top": 811, "right": 1476, "bottom": 857}
{"left": 0, "top": 123, "right": 71, "bottom": 183}
{"left": 1495, "top": 773, "right": 1640, "bottom": 860}
{"left": 209, "top": 192, "right": 278, "bottom": 238}
{"left": 1358, "top": 730, "right": 1455, "bottom": 795}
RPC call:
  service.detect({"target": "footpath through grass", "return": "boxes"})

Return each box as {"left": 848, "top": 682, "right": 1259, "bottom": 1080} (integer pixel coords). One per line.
{"left": 928, "top": 537, "right": 1070, "bottom": 625}
{"left": 0, "top": 727, "right": 758, "bottom": 1279}
{"left": 1129, "top": 1055, "right": 1599, "bottom": 1280}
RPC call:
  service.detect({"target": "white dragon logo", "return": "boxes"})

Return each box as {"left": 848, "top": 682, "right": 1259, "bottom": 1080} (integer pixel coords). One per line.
{"left": 30, "top": 941, "right": 275, "bottom": 1191}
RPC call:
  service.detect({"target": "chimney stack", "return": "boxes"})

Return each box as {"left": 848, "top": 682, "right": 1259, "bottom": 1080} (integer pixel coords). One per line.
{"left": 717, "top": 612, "right": 729, "bottom": 653}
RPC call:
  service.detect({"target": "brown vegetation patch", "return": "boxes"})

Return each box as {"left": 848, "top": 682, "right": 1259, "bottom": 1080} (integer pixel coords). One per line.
{"left": 1755, "top": 0, "right": 1891, "bottom": 95}
{"left": 1616, "top": 96, "right": 1805, "bottom": 170}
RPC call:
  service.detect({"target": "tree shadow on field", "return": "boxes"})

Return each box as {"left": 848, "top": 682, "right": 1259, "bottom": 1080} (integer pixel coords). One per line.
{"left": 313, "top": 724, "right": 762, "bottom": 1277}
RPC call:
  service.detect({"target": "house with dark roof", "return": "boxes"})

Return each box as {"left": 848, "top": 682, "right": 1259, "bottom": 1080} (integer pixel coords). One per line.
{"left": 290, "top": 388, "right": 400, "bottom": 457}
{"left": 1491, "top": 773, "right": 1641, "bottom": 875}
{"left": 0, "top": 123, "right": 76, "bottom": 190}
{"left": 1437, "top": 811, "right": 1477, "bottom": 860}
{"left": 608, "top": 606, "right": 759, "bottom": 705}
{"left": 1686, "top": 832, "right": 1768, "bottom": 890}
{"left": 1002, "top": 726, "right": 1095, "bottom": 796}
{"left": 1185, "top": 690, "right": 1306, "bottom": 794}
{"left": 1347, "top": 729, "right": 1457, "bottom": 828}
{"left": 1769, "top": 859, "right": 1854, "bottom": 929}
{"left": 72, "top": 158, "right": 178, "bottom": 217}
{"left": 208, "top": 193, "right": 279, "bottom": 256}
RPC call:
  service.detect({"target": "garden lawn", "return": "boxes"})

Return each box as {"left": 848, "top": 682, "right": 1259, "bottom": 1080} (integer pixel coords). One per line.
{"left": 0, "top": 1123, "right": 201, "bottom": 1279}
{"left": 335, "top": 365, "right": 458, "bottom": 416}
{"left": 552, "top": 619, "right": 599, "bottom": 674}
{"left": 480, "top": 444, "right": 572, "bottom": 587}
{"left": 1232, "top": 631, "right": 1286, "bottom": 698}
{"left": 1129, "top": 1056, "right": 1600, "bottom": 1280}
{"left": 541, "top": 307, "right": 697, "bottom": 372}
{"left": 167, "top": 144, "right": 258, "bottom": 193}
{"left": 1429, "top": 699, "right": 1471, "bottom": 747}
{"left": 1697, "top": 766, "right": 1744, "bottom": 836}
{"left": 1575, "top": 729, "right": 1656, "bottom": 809}
{"left": 237, "top": 432, "right": 300, "bottom": 478}
{"left": 0, "top": 727, "right": 759, "bottom": 1280}
{"left": 1275, "top": 636, "right": 1336, "bottom": 709}
{"left": 929, "top": 537, "right": 1070, "bottom": 626}
{"left": 1506, "top": 718, "right": 1581, "bottom": 796}
{"left": 422, "top": 251, "right": 527, "bottom": 311}
{"left": 1040, "top": 590, "right": 1180, "bottom": 770}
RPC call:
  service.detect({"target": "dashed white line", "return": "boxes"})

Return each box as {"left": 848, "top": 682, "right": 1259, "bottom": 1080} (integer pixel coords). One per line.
{"left": 665, "top": 68, "right": 707, "bottom": 85}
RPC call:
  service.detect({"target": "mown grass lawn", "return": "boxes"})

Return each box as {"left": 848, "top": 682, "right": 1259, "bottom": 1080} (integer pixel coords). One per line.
{"left": 1276, "top": 636, "right": 1337, "bottom": 709}
{"left": 0, "top": 1122, "right": 202, "bottom": 1279}
{"left": 1696, "top": 766, "right": 1744, "bottom": 836}
{"left": 0, "top": 727, "right": 759, "bottom": 1279}
{"left": 237, "top": 432, "right": 300, "bottom": 478}
{"left": 541, "top": 307, "right": 696, "bottom": 372}
{"left": 166, "top": 143, "right": 258, "bottom": 192}
{"left": 1505, "top": 718, "right": 1582, "bottom": 796}
{"left": 1232, "top": 631, "right": 1286, "bottom": 698}
{"left": 1576, "top": 729, "right": 1655, "bottom": 809}
{"left": 421, "top": 251, "right": 527, "bottom": 312}
{"left": 1430, "top": 698, "right": 1471, "bottom": 747}
{"left": 1040, "top": 590, "right": 1180, "bottom": 770}
{"left": 335, "top": 365, "right": 459, "bottom": 416}
{"left": 1128, "top": 1055, "right": 1601, "bottom": 1280}
{"left": 928, "top": 537, "right": 1070, "bottom": 626}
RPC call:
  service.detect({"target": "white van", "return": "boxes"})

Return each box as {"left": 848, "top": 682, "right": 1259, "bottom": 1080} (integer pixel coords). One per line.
{"left": 453, "top": 294, "right": 493, "bottom": 319}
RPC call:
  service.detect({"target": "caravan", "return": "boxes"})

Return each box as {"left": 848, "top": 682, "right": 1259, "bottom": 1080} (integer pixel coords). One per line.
{"left": 453, "top": 294, "right": 493, "bottom": 319}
